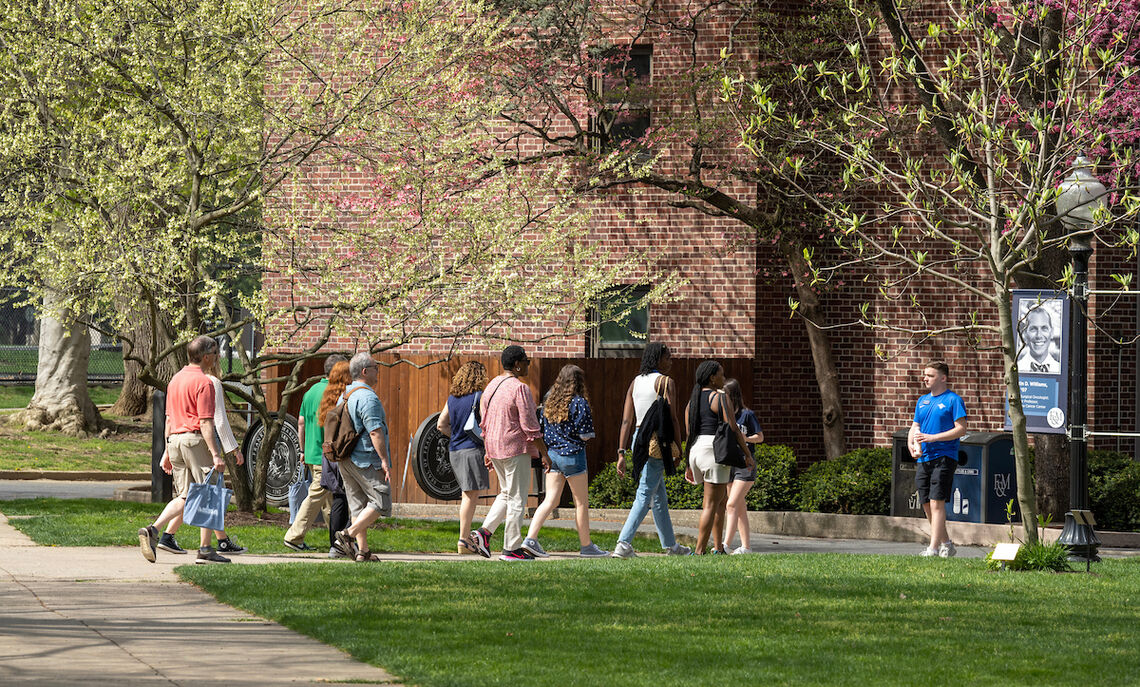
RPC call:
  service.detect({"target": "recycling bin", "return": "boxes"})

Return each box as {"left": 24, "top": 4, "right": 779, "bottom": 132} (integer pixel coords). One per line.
{"left": 891, "top": 430, "right": 1019, "bottom": 524}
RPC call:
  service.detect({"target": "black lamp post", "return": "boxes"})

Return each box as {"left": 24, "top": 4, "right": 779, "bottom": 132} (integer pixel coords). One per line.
{"left": 1055, "top": 156, "right": 1105, "bottom": 563}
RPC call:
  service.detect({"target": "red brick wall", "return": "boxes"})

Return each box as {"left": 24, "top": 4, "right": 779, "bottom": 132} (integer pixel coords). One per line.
{"left": 262, "top": 0, "right": 1139, "bottom": 467}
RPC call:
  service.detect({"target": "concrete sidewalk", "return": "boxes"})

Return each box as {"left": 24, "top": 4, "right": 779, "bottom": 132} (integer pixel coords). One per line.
{"left": 0, "top": 513, "right": 399, "bottom": 686}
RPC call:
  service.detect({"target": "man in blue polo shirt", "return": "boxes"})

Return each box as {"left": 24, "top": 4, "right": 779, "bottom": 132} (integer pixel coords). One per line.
{"left": 333, "top": 352, "right": 392, "bottom": 562}
{"left": 908, "top": 362, "right": 967, "bottom": 558}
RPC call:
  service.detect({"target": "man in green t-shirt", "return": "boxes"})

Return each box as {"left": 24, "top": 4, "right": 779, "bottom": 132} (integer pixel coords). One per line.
{"left": 284, "top": 354, "right": 346, "bottom": 551}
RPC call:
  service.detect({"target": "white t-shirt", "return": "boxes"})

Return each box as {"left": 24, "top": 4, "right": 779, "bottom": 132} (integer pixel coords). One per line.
{"left": 207, "top": 375, "right": 240, "bottom": 453}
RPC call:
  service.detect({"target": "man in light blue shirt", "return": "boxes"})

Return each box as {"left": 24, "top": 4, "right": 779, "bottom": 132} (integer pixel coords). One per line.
{"left": 333, "top": 352, "right": 392, "bottom": 562}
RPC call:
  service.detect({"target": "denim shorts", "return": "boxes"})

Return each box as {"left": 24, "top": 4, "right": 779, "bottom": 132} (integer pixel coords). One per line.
{"left": 549, "top": 449, "right": 587, "bottom": 477}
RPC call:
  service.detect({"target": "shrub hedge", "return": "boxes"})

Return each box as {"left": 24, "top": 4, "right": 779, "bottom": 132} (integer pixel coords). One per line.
{"left": 1088, "top": 450, "right": 1140, "bottom": 532}
{"left": 794, "top": 447, "right": 891, "bottom": 515}
{"left": 587, "top": 443, "right": 802, "bottom": 512}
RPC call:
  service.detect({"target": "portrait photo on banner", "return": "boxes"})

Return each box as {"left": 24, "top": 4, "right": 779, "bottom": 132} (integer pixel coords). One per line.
{"left": 1015, "top": 297, "right": 1064, "bottom": 376}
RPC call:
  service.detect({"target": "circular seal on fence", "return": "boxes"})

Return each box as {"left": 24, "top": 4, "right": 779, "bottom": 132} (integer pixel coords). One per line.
{"left": 1047, "top": 407, "right": 1065, "bottom": 429}
{"left": 242, "top": 413, "right": 303, "bottom": 507}
{"left": 410, "top": 412, "right": 460, "bottom": 501}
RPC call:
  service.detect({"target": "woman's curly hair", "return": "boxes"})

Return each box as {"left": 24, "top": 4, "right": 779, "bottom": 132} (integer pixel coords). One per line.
{"left": 449, "top": 361, "right": 488, "bottom": 397}
{"left": 318, "top": 361, "right": 353, "bottom": 422}
{"left": 543, "top": 364, "right": 587, "bottom": 424}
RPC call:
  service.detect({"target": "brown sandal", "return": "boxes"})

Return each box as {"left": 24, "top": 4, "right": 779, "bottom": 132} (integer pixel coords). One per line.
{"left": 355, "top": 550, "right": 381, "bottom": 562}
{"left": 335, "top": 530, "right": 359, "bottom": 559}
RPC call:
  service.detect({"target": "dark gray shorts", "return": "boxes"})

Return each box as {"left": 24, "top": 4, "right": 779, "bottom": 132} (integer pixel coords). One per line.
{"left": 729, "top": 465, "right": 757, "bottom": 482}
{"left": 915, "top": 456, "right": 956, "bottom": 503}
{"left": 449, "top": 448, "right": 489, "bottom": 492}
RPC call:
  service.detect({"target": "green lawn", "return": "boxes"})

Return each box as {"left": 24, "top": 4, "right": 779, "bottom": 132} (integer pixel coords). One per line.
{"left": 0, "top": 348, "right": 125, "bottom": 377}
{"left": 178, "top": 555, "right": 1140, "bottom": 687}
{"left": 0, "top": 498, "right": 672, "bottom": 554}
{"left": 0, "top": 385, "right": 122, "bottom": 409}
{"left": 0, "top": 422, "right": 150, "bottom": 472}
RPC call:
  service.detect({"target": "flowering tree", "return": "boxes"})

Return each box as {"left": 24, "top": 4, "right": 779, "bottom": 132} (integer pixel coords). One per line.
{"left": 722, "top": 0, "right": 1140, "bottom": 540}
{"left": 483, "top": 0, "right": 864, "bottom": 459}
{"left": 0, "top": 0, "right": 664, "bottom": 509}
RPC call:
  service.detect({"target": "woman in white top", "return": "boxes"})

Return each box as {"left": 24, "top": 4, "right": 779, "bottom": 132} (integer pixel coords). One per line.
{"left": 611, "top": 343, "right": 691, "bottom": 558}
{"left": 156, "top": 353, "right": 246, "bottom": 555}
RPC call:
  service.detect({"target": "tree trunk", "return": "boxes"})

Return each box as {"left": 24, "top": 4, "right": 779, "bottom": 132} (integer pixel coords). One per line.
{"left": 997, "top": 289, "right": 1039, "bottom": 543}
{"left": 11, "top": 289, "right": 105, "bottom": 437}
{"left": 1034, "top": 434, "right": 1069, "bottom": 523}
{"left": 109, "top": 298, "right": 183, "bottom": 417}
{"left": 781, "top": 240, "right": 846, "bottom": 459}
{"left": 110, "top": 357, "right": 151, "bottom": 417}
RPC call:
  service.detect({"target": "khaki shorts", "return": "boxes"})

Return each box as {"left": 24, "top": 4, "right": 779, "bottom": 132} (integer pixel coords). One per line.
{"left": 169, "top": 432, "right": 214, "bottom": 499}
{"left": 339, "top": 459, "right": 392, "bottom": 519}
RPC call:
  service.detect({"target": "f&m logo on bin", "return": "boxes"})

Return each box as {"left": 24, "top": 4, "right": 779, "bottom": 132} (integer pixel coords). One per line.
{"left": 993, "top": 473, "right": 1012, "bottom": 499}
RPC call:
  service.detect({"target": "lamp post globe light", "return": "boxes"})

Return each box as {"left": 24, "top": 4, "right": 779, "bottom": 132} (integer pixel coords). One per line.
{"left": 1055, "top": 156, "right": 1106, "bottom": 563}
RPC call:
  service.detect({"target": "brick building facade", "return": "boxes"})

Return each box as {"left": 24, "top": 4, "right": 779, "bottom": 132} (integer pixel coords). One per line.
{"left": 264, "top": 0, "right": 1140, "bottom": 492}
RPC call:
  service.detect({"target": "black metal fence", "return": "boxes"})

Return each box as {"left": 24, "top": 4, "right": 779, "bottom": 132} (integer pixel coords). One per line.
{"left": 0, "top": 289, "right": 124, "bottom": 384}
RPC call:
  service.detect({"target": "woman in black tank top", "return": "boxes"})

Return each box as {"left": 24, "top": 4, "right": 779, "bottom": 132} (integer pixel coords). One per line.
{"left": 683, "top": 360, "right": 752, "bottom": 554}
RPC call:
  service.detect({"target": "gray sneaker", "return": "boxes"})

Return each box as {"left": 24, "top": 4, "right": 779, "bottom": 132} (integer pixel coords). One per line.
{"left": 195, "top": 548, "right": 231, "bottom": 564}
{"left": 938, "top": 541, "right": 957, "bottom": 558}
{"left": 920, "top": 546, "right": 938, "bottom": 557}
{"left": 579, "top": 543, "right": 609, "bottom": 558}
{"left": 611, "top": 541, "right": 637, "bottom": 558}
{"left": 522, "top": 537, "right": 549, "bottom": 558}
{"left": 138, "top": 525, "right": 158, "bottom": 563}
{"left": 667, "top": 543, "right": 692, "bottom": 556}
{"left": 328, "top": 545, "right": 347, "bottom": 559}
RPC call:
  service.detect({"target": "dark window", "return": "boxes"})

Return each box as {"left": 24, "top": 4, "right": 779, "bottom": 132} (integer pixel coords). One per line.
{"left": 589, "top": 285, "right": 650, "bottom": 358}
{"left": 591, "top": 45, "right": 652, "bottom": 156}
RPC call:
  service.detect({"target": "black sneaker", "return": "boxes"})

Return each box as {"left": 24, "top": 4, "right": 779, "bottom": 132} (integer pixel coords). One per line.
{"left": 138, "top": 525, "right": 158, "bottom": 563}
{"left": 470, "top": 528, "right": 491, "bottom": 558}
{"left": 284, "top": 539, "right": 314, "bottom": 552}
{"left": 498, "top": 548, "right": 535, "bottom": 561}
{"left": 157, "top": 533, "right": 187, "bottom": 554}
{"left": 195, "top": 548, "right": 231, "bottom": 564}
{"left": 216, "top": 538, "right": 247, "bottom": 554}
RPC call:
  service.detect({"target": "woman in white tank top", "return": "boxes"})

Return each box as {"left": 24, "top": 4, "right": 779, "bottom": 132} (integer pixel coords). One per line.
{"left": 611, "top": 343, "right": 691, "bottom": 557}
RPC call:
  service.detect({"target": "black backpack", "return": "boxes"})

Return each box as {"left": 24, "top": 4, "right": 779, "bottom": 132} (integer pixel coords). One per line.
{"left": 322, "top": 387, "right": 367, "bottom": 462}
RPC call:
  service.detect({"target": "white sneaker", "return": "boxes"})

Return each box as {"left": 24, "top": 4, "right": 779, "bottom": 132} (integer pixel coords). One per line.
{"left": 731, "top": 546, "right": 752, "bottom": 555}
{"left": 666, "top": 543, "right": 692, "bottom": 556}
{"left": 920, "top": 546, "right": 938, "bottom": 557}
{"left": 611, "top": 541, "right": 637, "bottom": 558}
{"left": 938, "top": 541, "right": 957, "bottom": 558}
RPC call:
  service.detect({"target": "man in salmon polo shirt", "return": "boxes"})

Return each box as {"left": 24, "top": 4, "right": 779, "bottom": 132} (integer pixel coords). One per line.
{"left": 469, "top": 345, "right": 551, "bottom": 561}
{"left": 137, "top": 335, "right": 237, "bottom": 564}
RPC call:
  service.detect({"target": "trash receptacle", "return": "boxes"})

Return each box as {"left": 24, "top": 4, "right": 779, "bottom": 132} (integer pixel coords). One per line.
{"left": 891, "top": 430, "right": 1019, "bottom": 524}
{"left": 891, "top": 429, "right": 924, "bottom": 518}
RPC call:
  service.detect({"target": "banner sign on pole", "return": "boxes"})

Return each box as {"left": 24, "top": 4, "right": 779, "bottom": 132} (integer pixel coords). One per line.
{"left": 1004, "top": 290, "right": 1069, "bottom": 434}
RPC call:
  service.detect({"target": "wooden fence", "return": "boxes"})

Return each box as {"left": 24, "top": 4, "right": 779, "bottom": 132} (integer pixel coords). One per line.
{"left": 272, "top": 354, "right": 754, "bottom": 505}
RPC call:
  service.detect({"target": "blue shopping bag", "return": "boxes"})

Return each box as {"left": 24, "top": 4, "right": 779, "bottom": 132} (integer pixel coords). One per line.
{"left": 184, "top": 468, "right": 232, "bottom": 531}
{"left": 288, "top": 468, "right": 312, "bottom": 524}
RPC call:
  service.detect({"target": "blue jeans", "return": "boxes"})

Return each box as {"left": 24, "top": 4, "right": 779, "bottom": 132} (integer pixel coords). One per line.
{"left": 618, "top": 454, "right": 676, "bottom": 548}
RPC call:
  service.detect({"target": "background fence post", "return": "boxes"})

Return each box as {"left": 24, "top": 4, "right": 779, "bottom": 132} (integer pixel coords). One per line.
{"left": 151, "top": 390, "right": 172, "bottom": 503}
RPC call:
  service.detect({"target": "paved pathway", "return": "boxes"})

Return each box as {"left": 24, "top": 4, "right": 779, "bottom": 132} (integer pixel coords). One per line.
{"left": 0, "top": 479, "right": 144, "bottom": 500}
{"left": 0, "top": 512, "right": 399, "bottom": 686}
